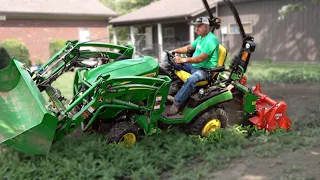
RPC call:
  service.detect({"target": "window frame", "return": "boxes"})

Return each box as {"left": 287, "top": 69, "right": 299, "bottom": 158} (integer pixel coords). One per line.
{"left": 164, "top": 27, "right": 175, "bottom": 38}
{"left": 228, "top": 22, "right": 253, "bottom": 34}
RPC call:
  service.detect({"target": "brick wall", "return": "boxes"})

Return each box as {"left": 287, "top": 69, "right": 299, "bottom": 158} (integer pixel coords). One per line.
{"left": 0, "top": 19, "right": 109, "bottom": 65}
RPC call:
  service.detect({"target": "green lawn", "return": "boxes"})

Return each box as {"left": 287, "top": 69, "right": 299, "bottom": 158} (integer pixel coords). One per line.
{"left": 52, "top": 62, "right": 320, "bottom": 100}
{"left": 51, "top": 72, "right": 75, "bottom": 100}
{"left": 246, "top": 62, "right": 320, "bottom": 84}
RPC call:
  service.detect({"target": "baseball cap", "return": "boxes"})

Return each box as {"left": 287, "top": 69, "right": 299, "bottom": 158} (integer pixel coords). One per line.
{"left": 192, "top": 17, "right": 210, "bottom": 25}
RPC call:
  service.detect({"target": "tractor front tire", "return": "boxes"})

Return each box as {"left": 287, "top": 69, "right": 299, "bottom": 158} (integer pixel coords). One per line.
{"left": 107, "top": 121, "right": 139, "bottom": 146}
{"left": 187, "top": 108, "right": 228, "bottom": 137}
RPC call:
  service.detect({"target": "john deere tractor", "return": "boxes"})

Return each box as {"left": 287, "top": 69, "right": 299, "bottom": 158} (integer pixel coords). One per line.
{"left": 0, "top": 0, "right": 291, "bottom": 154}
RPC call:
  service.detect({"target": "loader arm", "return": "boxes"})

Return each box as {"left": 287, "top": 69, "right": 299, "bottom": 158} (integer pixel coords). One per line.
{"left": 32, "top": 41, "right": 134, "bottom": 88}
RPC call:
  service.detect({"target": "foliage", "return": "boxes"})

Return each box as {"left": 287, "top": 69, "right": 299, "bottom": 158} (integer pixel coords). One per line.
{"left": 109, "top": 26, "right": 130, "bottom": 45}
{"left": 0, "top": 39, "right": 31, "bottom": 67}
{"left": 35, "top": 58, "right": 42, "bottom": 66}
{"left": 264, "top": 56, "right": 272, "bottom": 64}
{"left": 1, "top": 122, "right": 319, "bottom": 179}
{"left": 246, "top": 62, "right": 320, "bottom": 84}
{"left": 100, "top": 0, "right": 158, "bottom": 15}
{"left": 278, "top": 0, "right": 320, "bottom": 20}
{"left": 49, "top": 39, "right": 67, "bottom": 57}
{"left": 0, "top": 47, "right": 11, "bottom": 69}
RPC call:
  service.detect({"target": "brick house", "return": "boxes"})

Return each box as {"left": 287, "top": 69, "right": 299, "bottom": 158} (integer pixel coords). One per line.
{"left": 110, "top": 0, "right": 320, "bottom": 62}
{"left": 0, "top": 0, "right": 117, "bottom": 64}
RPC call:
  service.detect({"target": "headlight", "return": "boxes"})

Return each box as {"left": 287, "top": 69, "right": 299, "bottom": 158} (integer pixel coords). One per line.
{"left": 199, "top": 88, "right": 204, "bottom": 95}
{"left": 245, "top": 43, "right": 251, "bottom": 49}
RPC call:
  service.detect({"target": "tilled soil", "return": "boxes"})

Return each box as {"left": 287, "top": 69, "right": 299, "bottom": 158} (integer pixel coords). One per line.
{"left": 210, "top": 147, "right": 320, "bottom": 180}
{"left": 213, "top": 83, "right": 320, "bottom": 180}
{"left": 225, "top": 83, "right": 320, "bottom": 125}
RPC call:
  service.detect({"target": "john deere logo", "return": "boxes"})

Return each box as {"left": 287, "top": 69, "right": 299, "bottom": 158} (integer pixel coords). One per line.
{"left": 143, "top": 72, "right": 156, "bottom": 77}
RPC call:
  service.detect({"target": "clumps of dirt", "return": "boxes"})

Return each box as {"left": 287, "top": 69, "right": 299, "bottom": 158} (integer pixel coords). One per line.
{"left": 210, "top": 147, "right": 320, "bottom": 180}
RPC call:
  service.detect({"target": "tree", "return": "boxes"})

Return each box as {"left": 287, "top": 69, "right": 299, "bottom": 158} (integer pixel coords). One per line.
{"left": 100, "top": 0, "right": 158, "bottom": 15}
{"left": 0, "top": 39, "right": 31, "bottom": 67}
{"left": 278, "top": 0, "right": 320, "bottom": 20}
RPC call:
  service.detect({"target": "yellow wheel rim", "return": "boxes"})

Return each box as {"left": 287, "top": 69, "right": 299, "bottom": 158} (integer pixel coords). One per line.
{"left": 201, "top": 119, "right": 221, "bottom": 136}
{"left": 119, "top": 133, "right": 136, "bottom": 146}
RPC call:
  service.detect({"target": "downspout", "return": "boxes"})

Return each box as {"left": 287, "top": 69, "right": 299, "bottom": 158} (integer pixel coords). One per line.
{"left": 130, "top": 26, "right": 136, "bottom": 57}
{"left": 157, "top": 23, "right": 163, "bottom": 62}
{"left": 189, "top": 23, "right": 195, "bottom": 43}
{"left": 112, "top": 27, "right": 117, "bottom": 45}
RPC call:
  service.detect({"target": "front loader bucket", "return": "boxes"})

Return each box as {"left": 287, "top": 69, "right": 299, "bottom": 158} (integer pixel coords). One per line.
{"left": 0, "top": 59, "right": 58, "bottom": 154}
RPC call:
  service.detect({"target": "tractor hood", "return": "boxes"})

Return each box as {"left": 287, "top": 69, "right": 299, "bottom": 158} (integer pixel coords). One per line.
{"left": 84, "top": 56, "right": 159, "bottom": 84}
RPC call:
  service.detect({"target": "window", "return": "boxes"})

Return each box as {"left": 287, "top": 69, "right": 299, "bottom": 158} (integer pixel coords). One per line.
{"left": 164, "top": 27, "right": 175, "bottom": 38}
{"left": 229, "top": 22, "right": 253, "bottom": 34}
{"left": 0, "top": 15, "right": 6, "bottom": 21}
{"left": 79, "top": 29, "right": 90, "bottom": 42}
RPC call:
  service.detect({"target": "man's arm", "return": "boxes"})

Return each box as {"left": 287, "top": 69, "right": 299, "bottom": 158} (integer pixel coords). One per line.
{"left": 174, "top": 53, "right": 208, "bottom": 64}
{"left": 173, "top": 45, "right": 195, "bottom": 54}
{"left": 175, "top": 36, "right": 218, "bottom": 64}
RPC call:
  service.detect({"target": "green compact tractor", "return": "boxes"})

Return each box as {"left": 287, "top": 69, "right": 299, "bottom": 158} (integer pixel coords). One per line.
{"left": 0, "top": 0, "right": 291, "bottom": 154}
{"left": 0, "top": 40, "right": 232, "bottom": 154}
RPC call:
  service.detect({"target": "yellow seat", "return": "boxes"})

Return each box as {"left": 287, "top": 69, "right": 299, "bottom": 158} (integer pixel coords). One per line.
{"left": 175, "top": 44, "right": 227, "bottom": 86}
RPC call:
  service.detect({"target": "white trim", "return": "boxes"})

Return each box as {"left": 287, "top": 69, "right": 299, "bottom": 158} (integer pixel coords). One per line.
{"left": 112, "top": 28, "right": 117, "bottom": 45}
{"left": 157, "top": 24, "right": 163, "bottom": 45}
{"left": 189, "top": 24, "right": 195, "bottom": 43}
{"left": 228, "top": 22, "right": 253, "bottom": 34}
{"left": 157, "top": 23, "right": 163, "bottom": 61}
{"left": 0, "top": 15, "right": 6, "bottom": 21}
{"left": 130, "top": 26, "right": 135, "bottom": 46}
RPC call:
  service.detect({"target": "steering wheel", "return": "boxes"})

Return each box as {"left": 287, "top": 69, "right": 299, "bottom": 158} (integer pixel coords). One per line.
{"left": 165, "top": 50, "right": 183, "bottom": 67}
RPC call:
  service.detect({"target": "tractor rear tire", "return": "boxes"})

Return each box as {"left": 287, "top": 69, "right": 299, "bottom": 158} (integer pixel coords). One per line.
{"left": 224, "top": 87, "right": 253, "bottom": 126}
{"left": 187, "top": 108, "right": 228, "bottom": 137}
{"left": 107, "top": 121, "right": 139, "bottom": 146}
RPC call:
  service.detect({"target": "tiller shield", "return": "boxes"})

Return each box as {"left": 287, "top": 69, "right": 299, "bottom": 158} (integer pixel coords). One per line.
{"left": 249, "top": 83, "right": 292, "bottom": 132}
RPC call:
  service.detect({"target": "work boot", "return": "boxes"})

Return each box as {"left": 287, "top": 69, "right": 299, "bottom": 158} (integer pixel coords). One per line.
{"left": 167, "top": 104, "right": 180, "bottom": 116}
{"left": 167, "top": 95, "right": 174, "bottom": 102}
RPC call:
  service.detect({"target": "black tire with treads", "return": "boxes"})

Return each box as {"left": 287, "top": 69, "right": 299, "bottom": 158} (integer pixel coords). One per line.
{"left": 107, "top": 121, "right": 138, "bottom": 143}
{"left": 187, "top": 108, "right": 228, "bottom": 136}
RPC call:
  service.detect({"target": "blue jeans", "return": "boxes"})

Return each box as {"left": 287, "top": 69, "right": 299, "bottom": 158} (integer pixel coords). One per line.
{"left": 173, "top": 63, "right": 207, "bottom": 106}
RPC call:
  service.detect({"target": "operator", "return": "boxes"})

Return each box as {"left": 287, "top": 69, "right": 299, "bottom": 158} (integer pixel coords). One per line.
{"left": 167, "top": 16, "right": 219, "bottom": 116}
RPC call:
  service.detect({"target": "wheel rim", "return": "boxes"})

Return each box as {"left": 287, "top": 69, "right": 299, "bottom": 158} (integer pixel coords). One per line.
{"left": 119, "top": 133, "right": 136, "bottom": 146}
{"left": 201, "top": 119, "right": 221, "bottom": 136}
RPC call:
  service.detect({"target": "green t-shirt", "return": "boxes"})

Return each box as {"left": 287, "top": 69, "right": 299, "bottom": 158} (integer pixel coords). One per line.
{"left": 191, "top": 32, "right": 219, "bottom": 68}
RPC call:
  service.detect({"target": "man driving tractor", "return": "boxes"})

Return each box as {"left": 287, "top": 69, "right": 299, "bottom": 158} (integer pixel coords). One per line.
{"left": 167, "top": 16, "right": 220, "bottom": 116}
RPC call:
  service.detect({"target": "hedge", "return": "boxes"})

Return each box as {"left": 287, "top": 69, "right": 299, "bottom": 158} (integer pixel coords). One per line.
{"left": 49, "top": 39, "right": 67, "bottom": 57}
{"left": 0, "top": 39, "right": 31, "bottom": 67}
{"left": 0, "top": 47, "right": 12, "bottom": 69}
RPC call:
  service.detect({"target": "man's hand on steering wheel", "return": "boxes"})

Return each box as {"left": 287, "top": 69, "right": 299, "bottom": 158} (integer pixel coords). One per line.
{"left": 165, "top": 50, "right": 181, "bottom": 67}
{"left": 173, "top": 55, "right": 185, "bottom": 64}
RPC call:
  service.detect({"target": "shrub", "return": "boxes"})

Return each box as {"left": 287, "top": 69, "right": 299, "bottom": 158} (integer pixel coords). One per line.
{"left": 0, "top": 39, "right": 31, "bottom": 67}
{"left": 0, "top": 47, "right": 12, "bottom": 69}
{"left": 49, "top": 39, "right": 67, "bottom": 57}
{"left": 264, "top": 56, "right": 272, "bottom": 64}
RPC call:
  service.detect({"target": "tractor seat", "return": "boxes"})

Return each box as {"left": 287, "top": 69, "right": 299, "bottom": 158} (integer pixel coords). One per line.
{"left": 174, "top": 44, "right": 227, "bottom": 86}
